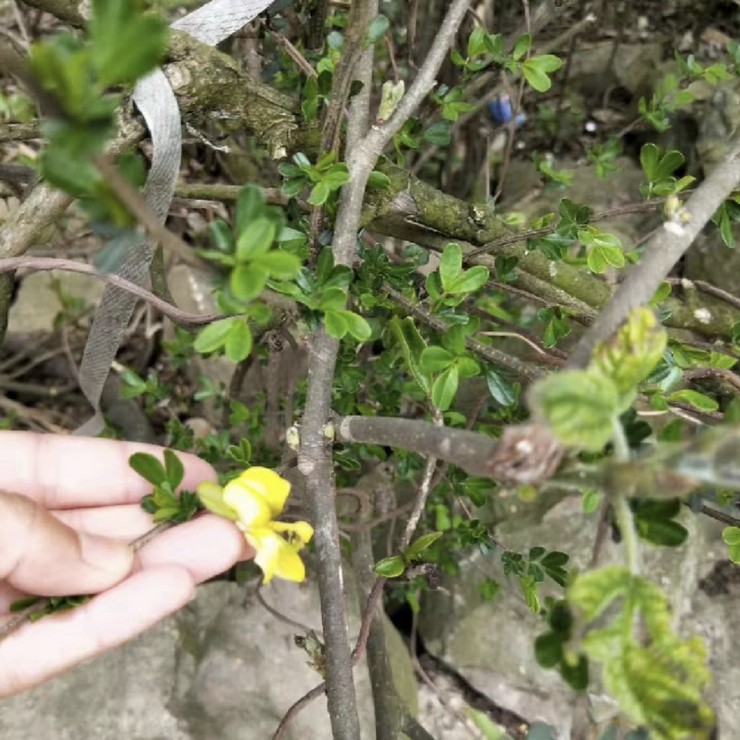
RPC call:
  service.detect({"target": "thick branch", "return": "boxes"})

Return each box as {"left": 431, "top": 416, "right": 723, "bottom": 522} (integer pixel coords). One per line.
{"left": 567, "top": 139, "right": 740, "bottom": 368}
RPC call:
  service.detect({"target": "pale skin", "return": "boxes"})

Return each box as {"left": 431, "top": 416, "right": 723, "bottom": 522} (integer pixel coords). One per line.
{"left": 0, "top": 432, "right": 254, "bottom": 697}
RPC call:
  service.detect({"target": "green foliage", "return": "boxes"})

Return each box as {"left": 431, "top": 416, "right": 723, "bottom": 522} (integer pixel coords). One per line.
{"left": 9, "top": 594, "right": 92, "bottom": 622}
{"left": 533, "top": 308, "right": 667, "bottom": 450}
{"left": 722, "top": 526, "right": 740, "bottom": 563}
{"left": 530, "top": 370, "right": 619, "bottom": 451}
{"left": 374, "top": 532, "right": 444, "bottom": 578}
{"left": 193, "top": 185, "right": 303, "bottom": 361}
{"left": 431, "top": 84, "right": 474, "bottom": 122}
{"left": 28, "top": 0, "right": 167, "bottom": 211}
{"left": 632, "top": 499, "right": 688, "bottom": 547}
{"left": 639, "top": 143, "right": 695, "bottom": 198}
{"left": 451, "top": 26, "right": 561, "bottom": 91}
{"left": 591, "top": 307, "right": 668, "bottom": 412}
{"left": 502, "top": 546, "right": 570, "bottom": 613}
{"left": 638, "top": 74, "right": 695, "bottom": 132}
{"left": 130, "top": 450, "right": 201, "bottom": 523}
{"left": 270, "top": 248, "right": 370, "bottom": 341}
{"left": 711, "top": 194, "right": 740, "bottom": 248}
{"left": 521, "top": 54, "right": 563, "bottom": 93}
{"left": 279, "top": 151, "right": 350, "bottom": 206}
{"left": 587, "top": 137, "right": 623, "bottom": 178}
{"left": 567, "top": 566, "right": 714, "bottom": 738}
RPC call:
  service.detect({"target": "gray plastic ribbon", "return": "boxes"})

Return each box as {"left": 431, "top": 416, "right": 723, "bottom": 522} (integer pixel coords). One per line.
{"left": 77, "top": 0, "right": 276, "bottom": 435}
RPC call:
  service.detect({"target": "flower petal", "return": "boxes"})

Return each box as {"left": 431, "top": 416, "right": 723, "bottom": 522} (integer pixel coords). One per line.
{"left": 272, "top": 520, "right": 314, "bottom": 547}
{"left": 234, "top": 467, "right": 291, "bottom": 517}
{"left": 248, "top": 529, "right": 307, "bottom": 584}
{"left": 223, "top": 480, "right": 272, "bottom": 527}
{"left": 196, "top": 481, "right": 238, "bottom": 520}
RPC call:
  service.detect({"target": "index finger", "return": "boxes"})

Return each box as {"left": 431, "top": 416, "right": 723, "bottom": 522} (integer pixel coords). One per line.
{"left": 0, "top": 431, "right": 216, "bottom": 509}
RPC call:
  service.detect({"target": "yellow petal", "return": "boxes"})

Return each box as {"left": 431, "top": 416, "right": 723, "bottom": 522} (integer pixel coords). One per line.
{"left": 234, "top": 467, "right": 291, "bottom": 517}
{"left": 248, "top": 529, "right": 307, "bottom": 584}
{"left": 196, "top": 481, "right": 238, "bottom": 520}
{"left": 272, "top": 520, "right": 314, "bottom": 547}
{"left": 223, "top": 480, "right": 272, "bottom": 527}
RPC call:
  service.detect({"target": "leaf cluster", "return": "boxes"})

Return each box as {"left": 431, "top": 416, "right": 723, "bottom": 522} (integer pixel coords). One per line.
{"left": 130, "top": 450, "right": 201, "bottom": 523}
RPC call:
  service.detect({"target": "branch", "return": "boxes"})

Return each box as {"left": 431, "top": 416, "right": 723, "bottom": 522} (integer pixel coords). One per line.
{"left": 0, "top": 256, "right": 223, "bottom": 326}
{"left": 567, "top": 139, "right": 740, "bottom": 368}
{"left": 296, "top": 5, "right": 470, "bottom": 738}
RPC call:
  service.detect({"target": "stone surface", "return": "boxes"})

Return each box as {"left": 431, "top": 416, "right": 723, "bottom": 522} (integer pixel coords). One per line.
{"left": 0, "top": 579, "right": 417, "bottom": 740}
{"left": 6, "top": 271, "right": 104, "bottom": 337}
{"left": 417, "top": 496, "right": 726, "bottom": 738}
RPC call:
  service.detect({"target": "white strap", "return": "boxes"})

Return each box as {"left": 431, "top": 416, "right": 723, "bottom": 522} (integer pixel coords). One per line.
{"left": 77, "top": 0, "right": 276, "bottom": 435}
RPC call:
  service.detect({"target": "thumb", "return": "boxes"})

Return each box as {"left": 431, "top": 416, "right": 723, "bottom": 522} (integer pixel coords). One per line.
{"left": 0, "top": 491, "right": 134, "bottom": 596}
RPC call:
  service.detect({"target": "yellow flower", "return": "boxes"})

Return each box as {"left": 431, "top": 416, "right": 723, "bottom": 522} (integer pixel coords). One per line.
{"left": 197, "top": 467, "right": 313, "bottom": 584}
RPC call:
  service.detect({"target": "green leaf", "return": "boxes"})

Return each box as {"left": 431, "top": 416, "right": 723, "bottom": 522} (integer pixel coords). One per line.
{"left": 234, "top": 184, "right": 266, "bottom": 235}
{"left": 163, "top": 449, "right": 184, "bottom": 489}
{"left": 448, "top": 265, "right": 489, "bottom": 294}
{"left": 374, "top": 555, "right": 406, "bottom": 578}
{"left": 231, "top": 263, "right": 269, "bottom": 301}
{"left": 667, "top": 389, "right": 719, "bottom": 412}
{"left": 224, "top": 320, "right": 253, "bottom": 362}
{"left": 209, "top": 219, "right": 234, "bottom": 253}
{"left": 558, "top": 198, "right": 592, "bottom": 237}
{"left": 324, "top": 309, "right": 349, "bottom": 338}
{"left": 635, "top": 517, "right": 688, "bottom": 547}
{"left": 254, "top": 250, "right": 302, "bottom": 279}
{"left": 366, "top": 14, "right": 390, "bottom": 44}
{"left": 486, "top": 368, "right": 517, "bottom": 406}
{"left": 535, "top": 632, "right": 564, "bottom": 668}
{"left": 419, "top": 346, "right": 456, "bottom": 373}
{"left": 439, "top": 243, "right": 463, "bottom": 292}
{"left": 467, "top": 25, "right": 487, "bottom": 58}
{"left": 582, "top": 489, "right": 602, "bottom": 514}
{"left": 432, "top": 364, "right": 459, "bottom": 411}
{"left": 512, "top": 33, "right": 532, "bottom": 61}
{"left": 308, "top": 180, "right": 332, "bottom": 205}
{"left": 316, "top": 287, "right": 346, "bottom": 312}
{"left": 423, "top": 120, "right": 451, "bottom": 146}
{"left": 530, "top": 370, "right": 619, "bottom": 451}
{"left": 197, "top": 481, "right": 238, "bottom": 520}
{"left": 333, "top": 309, "right": 372, "bottom": 341}
{"left": 236, "top": 217, "right": 276, "bottom": 261}
{"left": 89, "top": 0, "right": 168, "bottom": 88}
{"left": 639, "top": 142, "right": 659, "bottom": 180}
{"left": 404, "top": 532, "right": 443, "bottom": 561}
{"left": 569, "top": 565, "right": 632, "bottom": 622}
{"left": 129, "top": 452, "right": 167, "bottom": 486}
{"left": 388, "top": 317, "right": 433, "bottom": 395}
{"left": 522, "top": 54, "right": 562, "bottom": 92}
{"left": 321, "top": 163, "right": 350, "bottom": 188}
{"left": 456, "top": 356, "right": 480, "bottom": 378}
{"left": 367, "top": 170, "right": 391, "bottom": 190}
{"left": 590, "top": 307, "right": 667, "bottom": 411}
{"left": 194, "top": 317, "right": 236, "bottom": 354}
{"left": 654, "top": 149, "right": 685, "bottom": 181}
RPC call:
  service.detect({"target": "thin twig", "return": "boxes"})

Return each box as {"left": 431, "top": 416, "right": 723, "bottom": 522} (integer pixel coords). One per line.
{"left": 0, "top": 256, "right": 224, "bottom": 326}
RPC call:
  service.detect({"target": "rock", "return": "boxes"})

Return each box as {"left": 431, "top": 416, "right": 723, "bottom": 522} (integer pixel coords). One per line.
{"left": 0, "top": 579, "right": 417, "bottom": 740}
{"left": 6, "top": 271, "right": 103, "bottom": 338}
{"left": 418, "top": 496, "right": 710, "bottom": 736}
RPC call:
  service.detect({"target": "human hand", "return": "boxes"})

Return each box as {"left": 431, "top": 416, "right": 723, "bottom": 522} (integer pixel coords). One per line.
{"left": 0, "top": 431, "right": 254, "bottom": 697}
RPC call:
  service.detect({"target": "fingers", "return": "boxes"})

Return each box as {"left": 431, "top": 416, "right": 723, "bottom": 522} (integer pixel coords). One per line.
{"left": 0, "top": 566, "right": 193, "bottom": 698}
{"left": 134, "top": 514, "right": 255, "bottom": 583}
{"left": 0, "top": 491, "right": 134, "bottom": 596}
{"left": 54, "top": 504, "right": 154, "bottom": 541}
{"left": 0, "top": 431, "right": 216, "bottom": 509}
